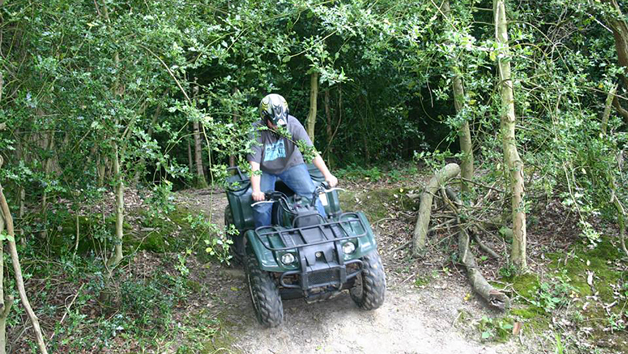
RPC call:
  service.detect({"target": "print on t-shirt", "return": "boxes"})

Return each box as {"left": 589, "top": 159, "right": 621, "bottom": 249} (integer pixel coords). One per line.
{"left": 263, "top": 140, "right": 286, "bottom": 162}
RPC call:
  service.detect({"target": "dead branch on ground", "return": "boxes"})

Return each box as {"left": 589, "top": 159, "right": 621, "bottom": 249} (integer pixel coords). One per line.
{"left": 412, "top": 164, "right": 510, "bottom": 311}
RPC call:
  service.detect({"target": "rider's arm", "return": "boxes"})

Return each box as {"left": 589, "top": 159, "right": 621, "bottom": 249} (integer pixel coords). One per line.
{"left": 313, "top": 153, "right": 338, "bottom": 188}
{"left": 249, "top": 161, "right": 265, "bottom": 201}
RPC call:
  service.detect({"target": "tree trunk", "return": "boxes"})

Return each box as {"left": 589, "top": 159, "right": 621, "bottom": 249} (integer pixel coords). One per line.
{"left": 413, "top": 163, "right": 461, "bottom": 256}
{"left": 0, "top": 214, "right": 14, "bottom": 354}
{"left": 97, "top": 155, "right": 107, "bottom": 187}
{"left": 230, "top": 88, "right": 240, "bottom": 167}
{"left": 361, "top": 95, "right": 370, "bottom": 161}
{"left": 495, "top": 0, "right": 527, "bottom": 270}
{"left": 602, "top": 84, "right": 618, "bottom": 135}
{"left": 193, "top": 120, "right": 207, "bottom": 187}
{"left": 306, "top": 72, "right": 319, "bottom": 144}
{"left": 601, "top": 1, "right": 628, "bottom": 123}
{"left": 107, "top": 143, "right": 124, "bottom": 268}
{"left": 41, "top": 131, "right": 55, "bottom": 213}
{"left": 324, "top": 89, "right": 333, "bottom": 165}
{"left": 187, "top": 138, "right": 194, "bottom": 173}
{"left": 441, "top": 1, "right": 475, "bottom": 194}
{"left": 0, "top": 158, "right": 48, "bottom": 354}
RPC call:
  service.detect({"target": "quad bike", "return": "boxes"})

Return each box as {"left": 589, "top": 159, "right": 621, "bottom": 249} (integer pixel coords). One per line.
{"left": 224, "top": 164, "right": 386, "bottom": 327}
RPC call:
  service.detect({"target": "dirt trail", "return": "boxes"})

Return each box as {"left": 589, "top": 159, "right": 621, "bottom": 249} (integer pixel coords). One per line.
{"left": 178, "top": 190, "right": 522, "bottom": 354}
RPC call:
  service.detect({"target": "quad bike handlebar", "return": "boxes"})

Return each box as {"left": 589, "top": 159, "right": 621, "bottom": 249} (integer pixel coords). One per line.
{"left": 251, "top": 191, "right": 288, "bottom": 207}
{"left": 251, "top": 182, "right": 344, "bottom": 209}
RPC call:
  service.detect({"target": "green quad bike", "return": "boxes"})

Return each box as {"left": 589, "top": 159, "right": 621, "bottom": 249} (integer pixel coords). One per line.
{"left": 224, "top": 164, "right": 386, "bottom": 327}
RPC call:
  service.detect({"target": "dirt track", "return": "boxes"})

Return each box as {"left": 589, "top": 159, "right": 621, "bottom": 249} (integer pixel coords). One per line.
{"left": 178, "top": 189, "right": 522, "bottom": 354}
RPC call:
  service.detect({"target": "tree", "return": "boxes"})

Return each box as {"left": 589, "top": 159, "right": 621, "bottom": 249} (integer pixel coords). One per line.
{"left": 494, "top": 0, "right": 527, "bottom": 270}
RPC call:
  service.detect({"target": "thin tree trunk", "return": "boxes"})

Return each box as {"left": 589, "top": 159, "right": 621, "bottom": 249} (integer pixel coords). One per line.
{"left": 18, "top": 186, "right": 25, "bottom": 246}
{"left": 0, "top": 159, "right": 48, "bottom": 354}
{"left": 0, "top": 215, "right": 13, "bottom": 354}
{"left": 602, "top": 1, "right": 628, "bottom": 123}
{"left": 602, "top": 83, "right": 618, "bottom": 135}
{"left": 441, "top": 1, "right": 474, "bottom": 193}
{"left": 187, "top": 138, "right": 194, "bottom": 173}
{"left": 229, "top": 88, "right": 240, "bottom": 167}
{"left": 97, "top": 155, "right": 107, "bottom": 187}
{"left": 191, "top": 80, "right": 206, "bottom": 187}
{"left": 324, "top": 89, "right": 333, "bottom": 165}
{"left": 361, "top": 95, "right": 370, "bottom": 161}
{"left": 413, "top": 163, "right": 461, "bottom": 255}
{"left": 495, "top": 0, "right": 527, "bottom": 270}
{"left": 107, "top": 143, "right": 124, "bottom": 268}
{"left": 306, "top": 72, "right": 319, "bottom": 144}
{"left": 16, "top": 141, "right": 26, "bottom": 246}
{"left": 41, "top": 131, "right": 55, "bottom": 213}
{"left": 193, "top": 121, "right": 206, "bottom": 187}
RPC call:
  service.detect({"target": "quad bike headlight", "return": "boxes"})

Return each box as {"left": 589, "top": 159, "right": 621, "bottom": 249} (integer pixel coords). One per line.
{"left": 281, "top": 253, "right": 296, "bottom": 265}
{"left": 342, "top": 241, "right": 356, "bottom": 254}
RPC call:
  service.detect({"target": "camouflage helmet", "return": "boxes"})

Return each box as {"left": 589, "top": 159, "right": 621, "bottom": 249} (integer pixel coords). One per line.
{"left": 259, "top": 94, "right": 289, "bottom": 126}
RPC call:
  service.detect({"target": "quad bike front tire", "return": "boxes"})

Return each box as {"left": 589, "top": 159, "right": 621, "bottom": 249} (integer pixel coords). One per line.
{"left": 245, "top": 255, "right": 284, "bottom": 327}
{"left": 350, "top": 251, "right": 386, "bottom": 310}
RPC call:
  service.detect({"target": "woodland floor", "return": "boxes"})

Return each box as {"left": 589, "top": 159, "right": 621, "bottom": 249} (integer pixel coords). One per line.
{"left": 176, "top": 186, "right": 519, "bottom": 354}
{"left": 9, "top": 168, "right": 627, "bottom": 353}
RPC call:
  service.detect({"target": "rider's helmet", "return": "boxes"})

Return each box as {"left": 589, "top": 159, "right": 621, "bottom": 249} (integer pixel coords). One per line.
{"left": 259, "top": 94, "right": 289, "bottom": 127}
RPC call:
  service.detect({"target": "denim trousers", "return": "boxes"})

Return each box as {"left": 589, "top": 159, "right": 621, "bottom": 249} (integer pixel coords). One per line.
{"left": 253, "top": 163, "right": 327, "bottom": 227}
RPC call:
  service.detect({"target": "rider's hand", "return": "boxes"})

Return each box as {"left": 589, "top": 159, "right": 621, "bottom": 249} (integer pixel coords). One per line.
{"left": 252, "top": 190, "right": 265, "bottom": 202}
{"left": 325, "top": 174, "right": 338, "bottom": 188}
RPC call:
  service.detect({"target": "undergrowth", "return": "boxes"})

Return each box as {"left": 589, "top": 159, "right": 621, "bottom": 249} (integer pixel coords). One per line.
{"left": 8, "top": 199, "right": 234, "bottom": 353}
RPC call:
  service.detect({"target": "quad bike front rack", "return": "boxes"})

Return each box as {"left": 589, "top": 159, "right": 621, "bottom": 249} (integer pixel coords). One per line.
{"left": 253, "top": 212, "right": 367, "bottom": 291}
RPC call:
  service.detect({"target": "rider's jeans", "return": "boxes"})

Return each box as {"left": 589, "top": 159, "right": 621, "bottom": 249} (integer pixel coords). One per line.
{"left": 253, "top": 163, "right": 327, "bottom": 228}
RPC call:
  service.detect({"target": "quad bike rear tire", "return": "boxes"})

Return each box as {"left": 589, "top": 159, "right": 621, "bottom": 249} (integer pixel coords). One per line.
{"left": 245, "top": 255, "right": 284, "bottom": 327}
{"left": 350, "top": 251, "right": 386, "bottom": 310}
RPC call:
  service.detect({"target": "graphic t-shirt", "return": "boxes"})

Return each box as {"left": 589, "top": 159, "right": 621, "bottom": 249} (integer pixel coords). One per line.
{"left": 247, "top": 115, "right": 313, "bottom": 175}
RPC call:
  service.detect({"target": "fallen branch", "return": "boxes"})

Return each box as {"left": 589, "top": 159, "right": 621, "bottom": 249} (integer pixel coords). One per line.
{"left": 459, "top": 228, "right": 510, "bottom": 310}
{"left": 442, "top": 187, "right": 510, "bottom": 311}
{"left": 471, "top": 232, "right": 500, "bottom": 259}
{"left": 49, "top": 283, "right": 85, "bottom": 341}
{"left": 413, "top": 163, "right": 461, "bottom": 256}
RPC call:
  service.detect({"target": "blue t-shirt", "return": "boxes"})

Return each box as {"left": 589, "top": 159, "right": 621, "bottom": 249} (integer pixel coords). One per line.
{"left": 247, "top": 115, "right": 313, "bottom": 175}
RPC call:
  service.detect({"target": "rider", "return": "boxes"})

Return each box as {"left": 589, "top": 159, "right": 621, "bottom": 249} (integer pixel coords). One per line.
{"left": 247, "top": 94, "right": 338, "bottom": 228}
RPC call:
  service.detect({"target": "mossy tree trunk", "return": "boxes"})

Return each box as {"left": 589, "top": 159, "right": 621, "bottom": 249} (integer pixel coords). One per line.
{"left": 495, "top": 0, "right": 527, "bottom": 270}
{"left": 307, "top": 72, "right": 319, "bottom": 144}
